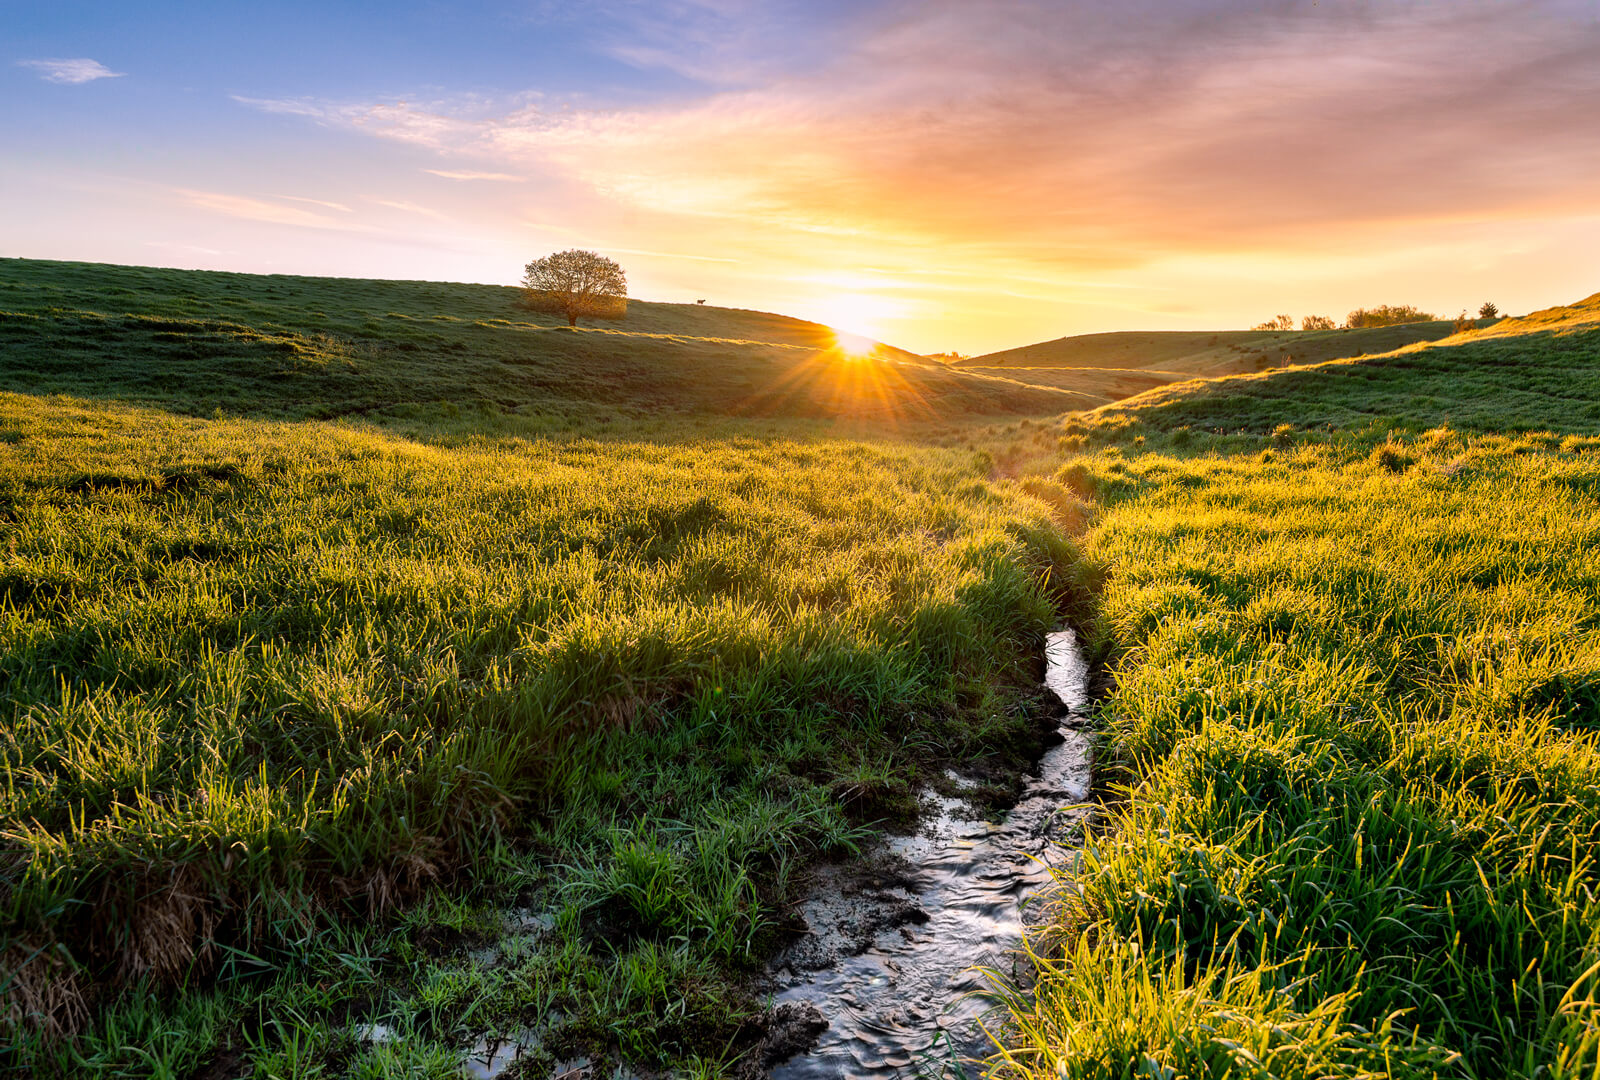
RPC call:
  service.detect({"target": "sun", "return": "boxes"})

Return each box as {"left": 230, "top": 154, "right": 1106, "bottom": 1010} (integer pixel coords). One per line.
{"left": 831, "top": 329, "right": 877, "bottom": 358}
{"left": 813, "top": 293, "right": 901, "bottom": 347}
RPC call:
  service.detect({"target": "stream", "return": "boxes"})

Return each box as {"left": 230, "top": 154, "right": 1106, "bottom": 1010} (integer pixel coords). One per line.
{"left": 441, "top": 630, "right": 1091, "bottom": 1080}
{"left": 765, "top": 628, "right": 1093, "bottom": 1078}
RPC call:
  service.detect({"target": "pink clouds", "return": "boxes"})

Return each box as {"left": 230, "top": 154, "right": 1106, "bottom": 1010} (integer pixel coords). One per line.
{"left": 241, "top": 2, "right": 1600, "bottom": 265}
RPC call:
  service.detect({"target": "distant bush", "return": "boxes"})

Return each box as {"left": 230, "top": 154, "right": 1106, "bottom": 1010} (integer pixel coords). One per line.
{"left": 1345, "top": 304, "right": 1435, "bottom": 328}
{"left": 1453, "top": 310, "right": 1476, "bottom": 333}
{"left": 1301, "top": 315, "right": 1336, "bottom": 331}
{"left": 1479, "top": 301, "right": 1499, "bottom": 319}
{"left": 1253, "top": 315, "right": 1295, "bottom": 331}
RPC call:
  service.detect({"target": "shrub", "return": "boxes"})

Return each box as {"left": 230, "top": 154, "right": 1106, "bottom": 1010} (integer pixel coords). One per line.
{"left": 1301, "top": 315, "right": 1336, "bottom": 331}
{"left": 1344, "top": 304, "right": 1436, "bottom": 328}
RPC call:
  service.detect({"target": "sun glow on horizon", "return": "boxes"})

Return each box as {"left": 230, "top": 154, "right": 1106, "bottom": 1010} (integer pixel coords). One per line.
{"left": 807, "top": 292, "right": 909, "bottom": 346}
{"left": 830, "top": 328, "right": 877, "bottom": 358}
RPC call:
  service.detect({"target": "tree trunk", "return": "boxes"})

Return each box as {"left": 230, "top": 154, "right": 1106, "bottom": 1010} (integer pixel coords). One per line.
{"left": 567, "top": 313, "right": 577, "bottom": 327}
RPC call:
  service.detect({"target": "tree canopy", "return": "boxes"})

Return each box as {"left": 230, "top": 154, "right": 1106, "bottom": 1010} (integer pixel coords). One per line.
{"left": 521, "top": 250, "right": 627, "bottom": 327}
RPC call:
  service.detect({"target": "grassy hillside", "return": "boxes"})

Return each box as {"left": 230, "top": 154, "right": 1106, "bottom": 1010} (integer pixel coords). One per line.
{"left": 955, "top": 366, "right": 1190, "bottom": 408}
{"left": 1094, "top": 293, "right": 1600, "bottom": 434}
{"left": 962, "top": 321, "right": 1466, "bottom": 381}
{"left": 0, "top": 258, "right": 1074, "bottom": 425}
{"left": 990, "top": 293, "right": 1600, "bottom": 1078}
{"left": 0, "top": 259, "right": 1099, "bottom": 1076}
{"left": 6, "top": 254, "right": 1599, "bottom": 1078}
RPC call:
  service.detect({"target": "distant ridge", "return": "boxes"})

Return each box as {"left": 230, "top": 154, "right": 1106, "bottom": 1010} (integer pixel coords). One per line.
{"left": 1093, "top": 291, "right": 1600, "bottom": 433}
{"left": 961, "top": 322, "right": 1464, "bottom": 375}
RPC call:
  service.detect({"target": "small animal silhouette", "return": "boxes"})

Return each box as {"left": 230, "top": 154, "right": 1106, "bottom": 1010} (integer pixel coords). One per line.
{"left": 696, "top": 299, "right": 706, "bottom": 305}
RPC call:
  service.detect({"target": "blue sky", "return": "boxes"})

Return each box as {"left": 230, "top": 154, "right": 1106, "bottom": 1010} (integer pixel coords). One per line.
{"left": 5, "top": 1, "right": 1600, "bottom": 353}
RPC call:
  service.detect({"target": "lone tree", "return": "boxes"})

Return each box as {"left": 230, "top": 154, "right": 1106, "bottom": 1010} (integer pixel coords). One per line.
{"left": 521, "top": 250, "right": 627, "bottom": 327}
{"left": 1479, "top": 301, "right": 1499, "bottom": 320}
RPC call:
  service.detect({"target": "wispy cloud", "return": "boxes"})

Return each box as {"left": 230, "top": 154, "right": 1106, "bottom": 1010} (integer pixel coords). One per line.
{"left": 424, "top": 169, "right": 524, "bottom": 182}
{"left": 368, "top": 198, "right": 453, "bottom": 222}
{"left": 234, "top": 1, "right": 1600, "bottom": 273}
{"left": 599, "top": 246, "right": 740, "bottom": 263}
{"left": 213, "top": 2, "right": 1600, "bottom": 348}
{"left": 18, "top": 58, "right": 124, "bottom": 84}
{"left": 275, "top": 195, "right": 353, "bottom": 213}
{"left": 231, "top": 95, "right": 464, "bottom": 148}
{"left": 175, "top": 188, "right": 366, "bottom": 231}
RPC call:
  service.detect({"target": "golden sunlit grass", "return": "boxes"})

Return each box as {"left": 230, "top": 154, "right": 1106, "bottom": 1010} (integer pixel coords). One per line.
{"left": 991, "top": 294, "right": 1600, "bottom": 1079}
{"left": 11, "top": 254, "right": 1600, "bottom": 1078}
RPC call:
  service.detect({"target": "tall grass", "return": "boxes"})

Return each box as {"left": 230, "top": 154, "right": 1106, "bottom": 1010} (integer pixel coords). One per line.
{"left": 0, "top": 389, "right": 1090, "bottom": 1064}
{"left": 998, "top": 426, "right": 1600, "bottom": 1075}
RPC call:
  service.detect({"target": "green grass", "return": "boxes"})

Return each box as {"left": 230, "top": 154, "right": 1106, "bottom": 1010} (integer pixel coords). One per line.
{"left": 0, "top": 260, "right": 1095, "bottom": 1075}
{"left": 992, "top": 296, "right": 1600, "bottom": 1077}
{"left": 1090, "top": 294, "right": 1600, "bottom": 435}
{"left": 0, "top": 258, "right": 1073, "bottom": 424}
{"left": 960, "top": 321, "right": 1469, "bottom": 375}
{"left": 6, "top": 256, "right": 1600, "bottom": 1078}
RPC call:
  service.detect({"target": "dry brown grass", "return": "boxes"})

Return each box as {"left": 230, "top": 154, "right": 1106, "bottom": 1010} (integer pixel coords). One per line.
{"left": 3, "top": 938, "right": 90, "bottom": 1042}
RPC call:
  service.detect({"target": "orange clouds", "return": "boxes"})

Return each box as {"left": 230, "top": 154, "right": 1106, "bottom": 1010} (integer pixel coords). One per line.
{"left": 228, "top": 2, "right": 1600, "bottom": 351}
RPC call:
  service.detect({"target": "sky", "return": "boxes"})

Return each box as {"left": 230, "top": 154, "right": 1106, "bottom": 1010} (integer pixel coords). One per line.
{"left": 4, "top": 0, "right": 1600, "bottom": 355}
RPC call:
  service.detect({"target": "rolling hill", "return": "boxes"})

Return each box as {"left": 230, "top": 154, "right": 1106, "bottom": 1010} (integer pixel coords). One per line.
{"left": 8, "top": 254, "right": 1598, "bottom": 1078}
{"left": 995, "top": 289, "right": 1600, "bottom": 1080}
{"left": 952, "top": 321, "right": 1474, "bottom": 407}
{"left": 1091, "top": 291, "right": 1600, "bottom": 433}
{"left": 961, "top": 321, "right": 1468, "bottom": 374}
{"left": 0, "top": 258, "right": 1079, "bottom": 426}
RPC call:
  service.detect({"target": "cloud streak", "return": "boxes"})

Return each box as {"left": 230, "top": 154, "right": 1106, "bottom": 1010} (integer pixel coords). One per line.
{"left": 175, "top": 189, "right": 367, "bottom": 231}
{"left": 424, "top": 169, "right": 524, "bottom": 182}
{"left": 238, "top": 1, "right": 1600, "bottom": 266}
{"left": 18, "top": 58, "right": 124, "bottom": 84}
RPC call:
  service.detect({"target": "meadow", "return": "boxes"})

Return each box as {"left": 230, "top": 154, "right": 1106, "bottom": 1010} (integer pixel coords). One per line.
{"left": 991, "top": 297, "right": 1600, "bottom": 1078}
{"left": 0, "top": 259, "right": 1092, "bottom": 1076}
{"left": 0, "top": 259, "right": 1070, "bottom": 425}
{"left": 959, "top": 321, "right": 1468, "bottom": 378}
{"left": 2, "top": 257, "right": 1598, "bottom": 1078}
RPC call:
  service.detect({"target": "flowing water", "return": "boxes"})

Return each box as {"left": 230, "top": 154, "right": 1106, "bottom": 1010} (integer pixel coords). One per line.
{"left": 767, "top": 629, "right": 1093, "bottom": 1078}
{"left": 397, "top": 630, "right": 1090, "bottom": 1079}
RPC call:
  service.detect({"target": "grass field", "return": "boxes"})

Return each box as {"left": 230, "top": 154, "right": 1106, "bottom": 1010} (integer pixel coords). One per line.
{"left": 3, "top": 257, "right": 1598, "bottom": 1078}
{"left": 954, "top": 367, "right": 1190, "bottom": 409}
{"left": 989, "top": 296, "right": 1600, "bottom": 1078}
{"left": 961, "top": 321, "right": 1471, "bottom": 381}
{"left": 0, "top": 258, "right": 1074, "bottom": 425}
{"left": 0, "top": 260, "right": 1095, "bottom": 1075}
